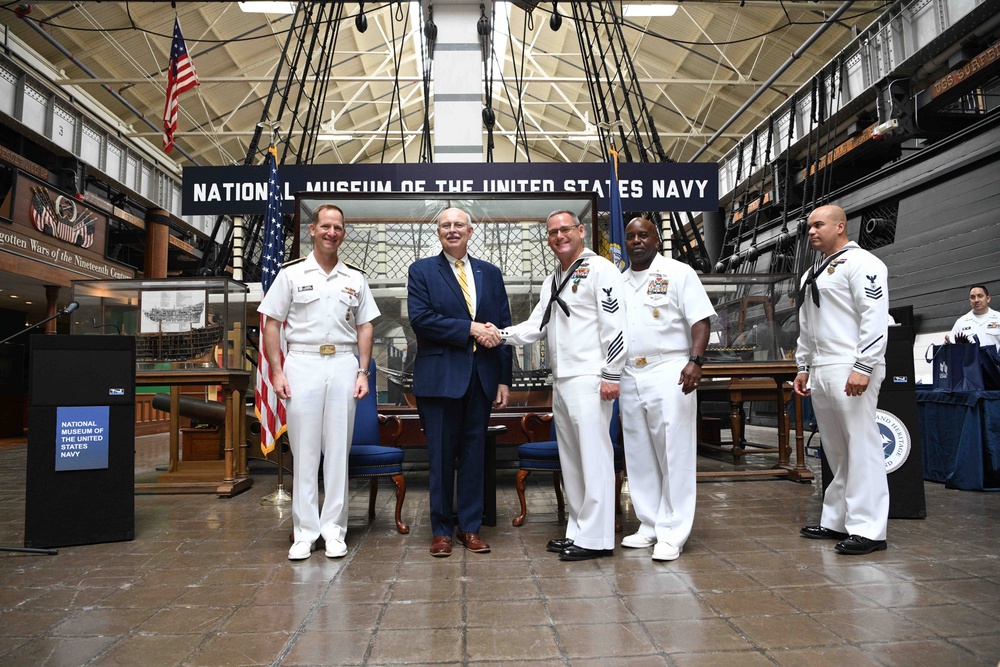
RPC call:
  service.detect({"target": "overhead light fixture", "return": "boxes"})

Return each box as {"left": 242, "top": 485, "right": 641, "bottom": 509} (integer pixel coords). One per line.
{"left": 356, "top": 2, "right": 368, "bottom": 32}
{"left": 238, "top": 2, "right": 296, "bottom": 14}
{"left": 318, "top": 111, "right": 355, "bottom": 142}
{"left": 550, "top": 2, "right": 562, "bottom": 31}
{"left": 317, "top": 133, "right": 356, "bottom": 143}
{"left": 623, "top": 3, "right": 678, "bottom": 17}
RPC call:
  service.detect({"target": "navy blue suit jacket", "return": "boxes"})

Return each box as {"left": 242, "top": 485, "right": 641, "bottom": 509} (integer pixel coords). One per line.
{"left": 408, "top": 253, "right": 513, "bottom": 399}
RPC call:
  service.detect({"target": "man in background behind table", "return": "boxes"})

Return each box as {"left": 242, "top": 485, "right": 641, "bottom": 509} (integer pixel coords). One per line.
{"left": 946, "top": 285, "right": 999, "bottom": 348}
{"left": 259, "top": 204, "right": 379, "bottom": 561}
{"left": 619, "top": 217, "right": 716, "bottom": 562}
{"left": 500, "top": 210, "right": 628, "bottom": 561}
{"left": 793, "top": 204, "right": 890, "bottom": 556}
{"left": 407, "top": 207, "right": 512, "bottom": 558}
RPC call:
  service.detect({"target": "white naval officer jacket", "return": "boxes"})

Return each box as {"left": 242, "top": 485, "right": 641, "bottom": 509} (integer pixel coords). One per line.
{"left": 502, "top": 249, "right": 628, "bottom": 383}
{"left": 950, "top": 308, "right": 1000, "bottom": 348}
{"left": 795, "top": 241, "right": 889, "bottom": 377}
{"left": 623, "top": 253, "right": 717, "bottom": 360}
{"left": 258, "top": 252, "right": 379, "bottom": 346}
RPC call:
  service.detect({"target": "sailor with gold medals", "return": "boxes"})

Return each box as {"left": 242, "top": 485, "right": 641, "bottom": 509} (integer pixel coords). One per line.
{"left": 619, "top": 217, "right": 716, "bottom": 562}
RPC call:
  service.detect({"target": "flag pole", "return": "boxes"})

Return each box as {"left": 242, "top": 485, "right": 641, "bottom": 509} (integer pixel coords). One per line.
{"left": 258, "top": 126, "right": 292, "bottom": 506}
{"left": 259, "top": 441, "right": 292, "bottom": 506}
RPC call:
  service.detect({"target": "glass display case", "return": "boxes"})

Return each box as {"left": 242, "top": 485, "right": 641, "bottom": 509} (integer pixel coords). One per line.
{"left": 70, "top": 277, "right": 248, "bottom": 373}
{"left": 292, "top": 192, "right": 599, "bottom": 407}
{"left": 701, "top": 273, "right": 799, "bottom": 363}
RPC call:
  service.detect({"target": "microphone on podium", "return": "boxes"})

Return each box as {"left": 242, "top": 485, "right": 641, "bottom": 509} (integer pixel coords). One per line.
{"left": 62, "top": 301, "right": 80, "bottom": 315}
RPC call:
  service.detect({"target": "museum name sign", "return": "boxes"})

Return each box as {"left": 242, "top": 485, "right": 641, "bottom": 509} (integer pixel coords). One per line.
{"left": 183, "top": 162, "right": 719, "bottom": 216}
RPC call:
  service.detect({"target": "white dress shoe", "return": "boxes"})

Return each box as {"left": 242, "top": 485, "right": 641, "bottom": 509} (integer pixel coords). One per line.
{"left": 288, "top": 541, "right": 315, "bottom": 560}
{"left": 652, "top": 542, "right": 682, "bottom": 561}
{"left": 325, "top": 539, "right": 348, "bottom": 558}
{"left": 621, "top": 533, "right": 656, "bottom": 549}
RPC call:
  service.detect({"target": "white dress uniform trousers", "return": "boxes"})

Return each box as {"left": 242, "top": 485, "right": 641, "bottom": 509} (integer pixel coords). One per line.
{"left": 811, "top": 363, "right": 889, "bottom": 540}
{"left": 553, "top": 375, "right": 616, "bottom": 551}
{"left": 620, "top": 356, "right": 697, "bottom": 547}
{"left": 284, "top": 351, "right": 357, "bottom": 543}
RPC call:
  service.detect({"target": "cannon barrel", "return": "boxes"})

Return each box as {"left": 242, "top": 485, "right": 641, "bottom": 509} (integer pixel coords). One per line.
{"left": 151, "top": 394, "right": 261, "bottom": 442}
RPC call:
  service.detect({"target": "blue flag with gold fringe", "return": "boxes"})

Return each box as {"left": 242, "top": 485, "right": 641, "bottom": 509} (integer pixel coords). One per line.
{"left": 607, "top": 147, "right": 628, "bottom": 271}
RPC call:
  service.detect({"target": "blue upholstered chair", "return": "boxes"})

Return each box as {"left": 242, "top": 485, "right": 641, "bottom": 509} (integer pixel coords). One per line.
{"left": 349, "top": 358, "right": 409, "bottom": 534}
{"left": 513, "top": 400, "right": 624, "bottom": 531}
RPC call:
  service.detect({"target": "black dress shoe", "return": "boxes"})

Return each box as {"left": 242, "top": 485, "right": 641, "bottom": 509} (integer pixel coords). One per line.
{"left": 835, "top": 535, "right": 888, "bottom": 555}
{"left": 800, "top": 525, "right": 849, "bottom": 540}
{"left": 546, "top": 538, "right": 574, "bottom": 553}
{"left": 558, "top": 545, "right": 611, "bottom": 561}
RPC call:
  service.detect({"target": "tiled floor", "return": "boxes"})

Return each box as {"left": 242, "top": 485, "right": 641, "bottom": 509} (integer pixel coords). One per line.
{"left": 1, "top": 432, "right": 998, "bottom": 667}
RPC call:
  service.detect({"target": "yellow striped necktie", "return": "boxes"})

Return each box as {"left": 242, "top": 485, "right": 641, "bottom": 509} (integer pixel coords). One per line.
{"left": 455, "top": 259, "right": 474, "bottom": 317}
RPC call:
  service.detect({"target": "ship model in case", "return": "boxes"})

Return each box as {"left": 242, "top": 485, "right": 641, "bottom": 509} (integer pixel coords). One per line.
{"left": 71, "top": 278, "right": 247, "bottom": 373}
{"left": 135, "top": 302, "right": 224, "bottom": 363}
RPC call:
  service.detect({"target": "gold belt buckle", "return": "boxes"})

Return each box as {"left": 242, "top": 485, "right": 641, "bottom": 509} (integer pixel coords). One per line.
{"left": 319, "top": 344, "right": 336, "bottom": 355}
{"left": 634, "top": 357, "right": 647, "bottom": 367}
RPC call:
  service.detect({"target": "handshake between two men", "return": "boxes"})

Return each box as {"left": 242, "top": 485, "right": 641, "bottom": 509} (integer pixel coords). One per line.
{"left": 470, "top": 321, "right": 503, "bottom": 348}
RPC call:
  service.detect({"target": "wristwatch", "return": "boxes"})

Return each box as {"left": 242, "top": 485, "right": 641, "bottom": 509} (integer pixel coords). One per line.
{"left": 357, "top": 368, "right": 371, "bottom": 377}
{"left": 689, "top": 355, "right": 705, "bottom": 367}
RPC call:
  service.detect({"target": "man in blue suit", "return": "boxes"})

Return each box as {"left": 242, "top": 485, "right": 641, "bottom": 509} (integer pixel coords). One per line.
{"left": 407, "top": 207, "right": 513, "bottom": 557}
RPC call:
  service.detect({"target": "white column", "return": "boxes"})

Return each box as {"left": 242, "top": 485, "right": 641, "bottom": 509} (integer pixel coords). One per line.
{"left": 427, "top": 0, "right": 486, "bottom": 163}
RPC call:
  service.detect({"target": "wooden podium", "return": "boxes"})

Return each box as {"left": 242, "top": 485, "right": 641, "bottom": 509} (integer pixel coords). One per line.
{"left": 135, "top": 369, "right": 253, "bottom": 497}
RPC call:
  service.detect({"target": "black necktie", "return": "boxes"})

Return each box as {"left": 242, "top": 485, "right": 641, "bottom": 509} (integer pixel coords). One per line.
{"left": 539, "top": 258, "right": 586, "bottom": 330}
{"left": 798, "top": 247, "right": 851, "bottom": 310}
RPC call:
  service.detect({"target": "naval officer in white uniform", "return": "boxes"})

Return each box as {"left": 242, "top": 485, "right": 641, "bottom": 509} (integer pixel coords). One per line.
{"left": 619, "top": 217, "right": 716, "bottom": 561}
{"left": 946, "top": 285, "right": 999, "bottom": 348}
{"left": 259, "top": 203, "right": 379, "bottom": 561}
{"left": 500, "top": 210, "right": 628, "bottom": 561}
{"left": 794, "top": 204, "right": 890, "bottom": 556}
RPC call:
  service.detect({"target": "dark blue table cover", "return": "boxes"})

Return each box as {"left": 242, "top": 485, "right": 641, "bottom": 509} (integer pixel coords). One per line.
{"left": 917, "top": 390, "right": 1000, "bottom": 491}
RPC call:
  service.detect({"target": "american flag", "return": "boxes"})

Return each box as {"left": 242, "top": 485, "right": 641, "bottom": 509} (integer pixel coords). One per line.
{"left": 162, "top": 18, "right": 199, "bottom": 154}
{"left": 255, "top": 146, "right": 287, "bottom": 456}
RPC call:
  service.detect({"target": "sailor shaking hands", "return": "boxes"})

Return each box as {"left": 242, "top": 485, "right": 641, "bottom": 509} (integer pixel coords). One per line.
{"left": 499, "top": 210, "right": 628, "bottom": 561}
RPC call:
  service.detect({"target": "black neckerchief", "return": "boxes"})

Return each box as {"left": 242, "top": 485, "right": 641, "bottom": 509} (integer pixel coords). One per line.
{"left": 798, "top": 246, "right": 852, "bottom": 310}
{"left": 539, "top": 257, "right": 586, "bottom": 330}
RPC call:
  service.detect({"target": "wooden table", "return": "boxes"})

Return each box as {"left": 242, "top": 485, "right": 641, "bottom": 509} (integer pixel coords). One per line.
{"left": 135, "top": 369, "right": 253, "bottom": 497}
{"left": 696, "top": 361, "right": 813, "bottom": 482}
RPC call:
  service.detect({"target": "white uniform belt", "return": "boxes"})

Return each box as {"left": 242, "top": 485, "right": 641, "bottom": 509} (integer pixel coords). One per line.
{"left": 286, "top": 343, "right": 357, "bottom": 355}
{"left": 626, "top": 351, "right": 688, "bottom": 368}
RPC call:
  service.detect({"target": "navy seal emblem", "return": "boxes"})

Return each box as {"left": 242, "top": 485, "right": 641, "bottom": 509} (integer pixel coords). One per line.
{"left": 876, "top": 409, "right": 911, "bottom": 473}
